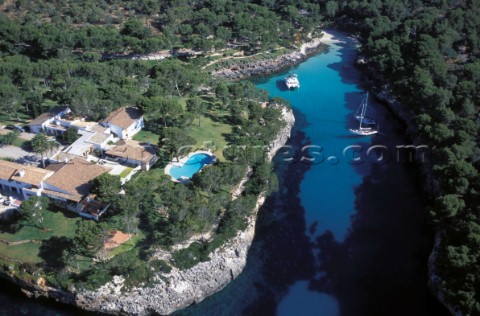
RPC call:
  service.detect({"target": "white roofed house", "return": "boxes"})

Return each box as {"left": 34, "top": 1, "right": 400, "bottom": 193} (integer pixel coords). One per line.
{"left": 0, "top": 160, "right": 54, "bottom": 199}
{"left": 28, "top": 106, "right": 71, "bottom": 135}
{"left": 101, "top": 107, "right": 144, "bottom": 140}
{"left": 42, "top": 158, "right": 111, "bottom": 220}
{"left": 105, "top": 140, "right": 158, "bottom": 171}
{"left": 0, "top": 158, "right": 111, "bottom": 220}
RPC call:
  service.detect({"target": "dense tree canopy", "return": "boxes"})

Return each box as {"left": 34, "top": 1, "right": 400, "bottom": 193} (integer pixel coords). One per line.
{"left": 330, "top": 0, "right": 480, "bottom": 313}
{"left": 18, "top": 197, "right": 49, "bottom": 229}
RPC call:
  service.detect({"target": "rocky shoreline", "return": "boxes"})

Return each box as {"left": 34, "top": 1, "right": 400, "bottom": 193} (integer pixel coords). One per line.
{"left": 367, "top": 78, "right": 454, "bottom": 315}
{"left": 212, "top": 35, "right": 329, "bottom": 80}
{"left": 3, "top": 107, "right": 295, "bottom": 316}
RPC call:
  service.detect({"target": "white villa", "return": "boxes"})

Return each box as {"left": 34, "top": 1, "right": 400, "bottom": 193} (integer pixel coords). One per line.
{"left": 4, "top": 106, "right": 153, "bottom": 219}
{"left": 43, "top": 158, "right": 110, "bottom": 219}
{"left": 28, "top": 107, "right": 145, "bottom": 160}
{"left": 0, "top": 159, "right": 110, "bottom": 220}
{"left": 0, "top": 160, "right": 54, "bottom": 199}
{"left": 28, "top": 106, "right": 72, "bottom": 135}
{"left": 101, "top": 107, "right": 144, "bottom": 140}
{"left": 51, "top": 124, "right": 115, "bottom": 161}
{"left": 105, "top": 140, "right": 158, "bottom": 171}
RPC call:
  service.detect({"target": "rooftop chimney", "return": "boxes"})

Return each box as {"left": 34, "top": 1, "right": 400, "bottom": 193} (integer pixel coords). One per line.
{"left": 18, "top": 169, "right": 25, "bottom": 177}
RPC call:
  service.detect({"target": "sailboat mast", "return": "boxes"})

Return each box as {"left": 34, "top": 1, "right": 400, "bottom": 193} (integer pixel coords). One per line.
{"left": 359, "top": 93, "right": 368, "bottom": 129}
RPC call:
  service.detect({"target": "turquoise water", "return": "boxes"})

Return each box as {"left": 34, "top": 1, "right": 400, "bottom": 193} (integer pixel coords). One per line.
{"left": 256, "top": 34, "right": 371, "bottom": 243}
{"left": 254, "top": 31, "right": 367, "bottom": 316}
{"left": 0, "top": 31, "right": 448, "bottom": 316}
{"left": 178, "top": 30, "right": 448, "bottom": 316}
{"left": 169, "top": 153, "right": 214, "bottom": 180}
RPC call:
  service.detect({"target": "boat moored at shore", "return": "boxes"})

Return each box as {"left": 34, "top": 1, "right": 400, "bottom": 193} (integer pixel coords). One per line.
{"left": 285, "top": 74, "right": 300, "bottom": 89}
{"left": 350, "top": 92, "right": 378, "bottom": 136}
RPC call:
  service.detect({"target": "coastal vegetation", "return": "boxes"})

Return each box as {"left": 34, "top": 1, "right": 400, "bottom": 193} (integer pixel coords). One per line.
{"left": 328, "top": 1, "right": 480, "bottom": 314}
{"left": 0, "top": 0, "right": 292, "bottom": 293}
{"left": 0, "top": 0, "right": 478, "bottom": 314}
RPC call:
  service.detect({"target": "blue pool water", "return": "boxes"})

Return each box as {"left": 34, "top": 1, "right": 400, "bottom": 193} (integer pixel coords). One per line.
{"left": 168, "top": 153, "right": 214, "bottom": 180}
{"left": 0, "top": 30, "right": 448, "bottom": 316}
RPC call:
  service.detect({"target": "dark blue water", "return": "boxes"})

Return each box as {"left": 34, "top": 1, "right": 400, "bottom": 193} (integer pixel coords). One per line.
{"left": 176, "top": 30, "right": 449, "bottom": 316}
{"left": 0, "top": 31, "right": 448, "bottom": 316}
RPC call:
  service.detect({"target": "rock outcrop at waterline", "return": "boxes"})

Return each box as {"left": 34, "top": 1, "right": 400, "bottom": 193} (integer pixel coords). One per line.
{"left": 75, "top": 107, "right": 295, "bottom": 316}
{"left": 12, "top": 107, "right": 295, "bottom": 316}
{"left": 76, "top": 214, "right": 259, "bottom": 315}
{"left": 212, "top": 38, "right": 326, "bottom": 80}
{"left": 370, "top": 86, "right": 456, "bottom": 315}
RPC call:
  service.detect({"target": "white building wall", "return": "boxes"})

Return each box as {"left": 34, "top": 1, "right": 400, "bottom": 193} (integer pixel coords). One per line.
{"left": 109, "top": 124, "right": 125, "bottom": 139}
{"left": 0, "top": 179, "right": 33, "bottom": 199}
{"left": 125, "top": 117, "right": 144, "bottom": 138}
{"left": 108, "top": 117, "right": 143, "bottom": 140}
{"left": 30, "top": 125, "right": 43, "bottom": 134}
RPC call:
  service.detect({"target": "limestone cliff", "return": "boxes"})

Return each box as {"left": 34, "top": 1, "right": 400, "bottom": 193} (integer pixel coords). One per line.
{"left": 371, "top": 86, "right": 455, "bottom": 315}
{"left": 212, "top": 37, "right": 327, "bottom": 80}
{"left": 71, "top": 107, "right": 295, "bottom": 315}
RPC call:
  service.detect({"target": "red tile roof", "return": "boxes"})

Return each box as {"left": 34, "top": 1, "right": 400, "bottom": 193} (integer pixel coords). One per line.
{"left": 44, "top": 158, "right": 110, "bottom": 202}
{"left": 101, "top": 107, "right": 142, "bottom": 130}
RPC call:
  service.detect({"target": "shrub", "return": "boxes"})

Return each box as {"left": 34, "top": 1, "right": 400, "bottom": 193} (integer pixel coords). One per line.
{"left": 150, "top": 259, "right": 172, "bottom": 273}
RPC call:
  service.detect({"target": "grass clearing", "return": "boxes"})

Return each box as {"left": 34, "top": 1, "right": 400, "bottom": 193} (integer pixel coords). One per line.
{"left": 133, "top": 130, "right": 160, "bottom": 144}
{"left": 0, "top": 242, "right": 42, "bottom": 264}
{"left": 106, "top": 232, "right": 143, "bottom": 258}
{"left": 0, "top": 209, "right": 79, "bottom": 242}
{"left": 119, "top": 166, "right": 134, "bottom": 178}
{"left": 12, "top": 137, "right": 27, "bottom": 148}
{"left": 185, "top": 113, "right": 231, "bottom": 161}
{"left": 0, "top": 112, "right": 31, "bottom": 127}
{"left": 75, "top": 254, "right": 94, "bottom": 271}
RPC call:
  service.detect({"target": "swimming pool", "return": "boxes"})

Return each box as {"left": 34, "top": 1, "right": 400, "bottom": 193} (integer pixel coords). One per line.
{"left": 167, "top": 152, "right": 215, "bottom": 181}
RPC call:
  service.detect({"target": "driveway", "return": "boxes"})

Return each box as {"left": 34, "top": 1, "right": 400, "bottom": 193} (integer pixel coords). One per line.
{"left": 0, "top": 145, "right": 40, "bottom": 167}
{"left": 0, "top": 145, "right": 32, "bottom": 159}
{"left": 0, "top": 126, "right": 35, "bottom": 140}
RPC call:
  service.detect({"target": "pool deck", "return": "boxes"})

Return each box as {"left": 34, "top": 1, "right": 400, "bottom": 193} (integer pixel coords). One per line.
{"left": 164, "top": 150, "right": 215, "bottom": 182}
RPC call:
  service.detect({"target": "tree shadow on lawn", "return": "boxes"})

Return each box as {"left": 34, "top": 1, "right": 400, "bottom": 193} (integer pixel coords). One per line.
{"left": 0, "top": 222, "right": 21, "bottom": 234}
{"left": 203, "top": 109, "right": 231, "bottom": 125}
{"left": 39, "top": 236, "right": 74, "bottom": 270}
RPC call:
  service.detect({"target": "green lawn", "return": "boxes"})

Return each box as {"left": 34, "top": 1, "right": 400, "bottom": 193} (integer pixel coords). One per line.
{"left": 0, "top": 209, "right": 79, "bottom": 242}
{"left": 133, "top": 130, "right": 160, "bottom": 144}
{"left": 119, "top": 166, "right": 134, "bottom": 178}
{"left": 0, "top": 209, "right": 79, "bottom": 264}
{"left": 0, "top": 132, "right": 28, "bottom": 149}
{"left": 135, "top": 113, "right": 231, "bottom": 161}
{"left": 74, "top": 254, "right": 94, "bottom": 271}
{"left": 0, "top": 112, "right": 31, "bottom": 127}
{"left": 0, "top": 243, "right": 42, "bottom": 264}
{"left": 12, "top": 137, "right": 27, "bottom": 148}
{"left": 185, "top": 113, "right": 231, "bottom": 161}
{"left": 106, "top": 232, "right": 143, "bottom": 258}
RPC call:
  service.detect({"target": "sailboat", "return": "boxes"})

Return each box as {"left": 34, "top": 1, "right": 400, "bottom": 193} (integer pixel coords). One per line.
{"left": 350, "top": 92, "right": 378, "bottom": 136}
{"left": 354, "top": 92, "right": 376, "bottom": 125}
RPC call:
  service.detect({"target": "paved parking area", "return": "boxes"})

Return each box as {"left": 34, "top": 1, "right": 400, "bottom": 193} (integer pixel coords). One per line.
{"left": 0, "top": 145, "right": 32, "bottom": 159}
{"left": 87, "top": 156, "right": 128, "bottom": 175}
{"left": 0, "top": 126, "right": 35, "bottom": 140}
{"left": 0, "top": 145, "right": 40, "bottom": 167}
